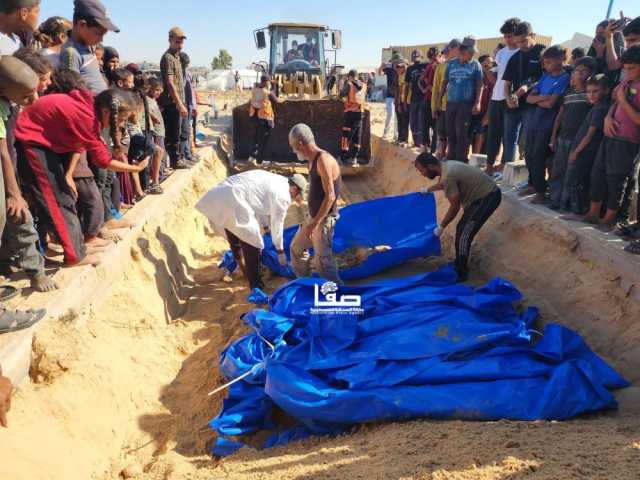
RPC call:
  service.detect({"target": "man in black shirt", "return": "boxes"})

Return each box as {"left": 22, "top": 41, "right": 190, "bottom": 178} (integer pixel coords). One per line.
{"left": 406, "top": 49, "right": 427, "bottom": 148}
{"left": 379, "top": 55, "right": 398, "bottom": 140}
{"left": 502, "top": 21, "right": 545, "bottom": 184}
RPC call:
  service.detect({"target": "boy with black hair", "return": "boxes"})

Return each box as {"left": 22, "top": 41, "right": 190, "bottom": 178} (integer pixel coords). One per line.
{"left": 0, "top": 56, "right": 47, "bottom": 329}
{"left": 60, "top": 0, "right": 119, "bottom": 94}
{"left": 583, "top": 45, "right": 640, "bottom": 231}
{"left": 485, "top": 17, "right": 521, "bottom": 175}
{"left": 0, "top": 0, "right": 40, "bottom": 55}
{"left": 420, "top": 46, "right": 442, "bottom": 153}
{"left": 146, "top": 77, "right": 170, "bottom": 177}
{"left": 432, "top": 39, "right": 461, "bottom": 159}
{"left": 570, "top": 47, "right": 586, "bottom": 65}
{"left": 406, "top": 50, "right": 427, "bottom": 149}
{"left": 61, "top": 0, "right": 124, "bottom": 231}
{"left": 249, "top": 74, "right": 280, "bottom": 166}
{"left": 561, "top": 74, "right": 610, "bottom": 215}
{"left": 0, "top": 50, "right": 58, "bottom": 292}
{"left": 502, "top": 21, "right": 546, "bottom": 186}
{"left": 548, "top": 56, "right": 596, "bottom": 210}
{"left": 525, "top": 45, "right": 570, "bottom": 203}
{"left": 471, "top": 54, "right": 495, "bottom": 154}
{"left": 443, "top": 36, "right": 483, "bottom": 161}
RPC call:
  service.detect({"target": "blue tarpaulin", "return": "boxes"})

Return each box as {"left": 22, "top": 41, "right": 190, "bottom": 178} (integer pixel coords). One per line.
{"left": 209, "top": 266, "right": 629, "bottom": 456}
{"left": 219, "top": 192, "right": 441, "bottom": 281}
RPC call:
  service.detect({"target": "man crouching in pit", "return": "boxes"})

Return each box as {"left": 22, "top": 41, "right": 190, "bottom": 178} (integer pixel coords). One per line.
{"left": 288, "top": 123, "right": 343, "bottom": 284}
{"left": 415, "top": 152, "right": 502, "bottom": 282}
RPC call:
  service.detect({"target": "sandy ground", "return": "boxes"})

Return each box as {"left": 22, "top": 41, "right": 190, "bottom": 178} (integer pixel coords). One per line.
{"left": 1, "top": 105, "right": 639, "bottom": 480}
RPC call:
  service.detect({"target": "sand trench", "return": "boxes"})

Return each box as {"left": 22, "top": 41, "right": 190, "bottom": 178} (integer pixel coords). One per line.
{"left": 0, "top": 107, "right": 639, "bottom": 479}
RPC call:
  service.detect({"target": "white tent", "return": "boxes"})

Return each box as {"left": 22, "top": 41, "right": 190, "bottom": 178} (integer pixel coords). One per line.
{"left": 200, "top": 69, "right": 260, "bottom": 91}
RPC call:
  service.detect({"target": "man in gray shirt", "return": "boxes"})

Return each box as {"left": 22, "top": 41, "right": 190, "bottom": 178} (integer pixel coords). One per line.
{"left": 416, "top": 153, "right": 501, "bottom": 281}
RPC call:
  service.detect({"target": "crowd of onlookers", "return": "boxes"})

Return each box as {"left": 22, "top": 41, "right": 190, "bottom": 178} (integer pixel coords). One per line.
{"left": 379, "top": 15, "right": 640, "bottom": 252}
{"left": 0, "top": 0, "right": 205, "bottom": 426}
{"left": 0, "top": 0, "right": 201, "bottom": 334}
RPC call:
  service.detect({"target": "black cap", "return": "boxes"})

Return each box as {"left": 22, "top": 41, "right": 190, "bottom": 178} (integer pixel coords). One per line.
{"left": 74, "top": 0, "right": 120, "bottom": 33}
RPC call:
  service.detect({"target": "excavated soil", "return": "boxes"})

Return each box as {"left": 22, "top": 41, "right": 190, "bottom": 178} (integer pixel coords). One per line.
{"left": 1, "top": 108, "right": 639, "bottom": 480}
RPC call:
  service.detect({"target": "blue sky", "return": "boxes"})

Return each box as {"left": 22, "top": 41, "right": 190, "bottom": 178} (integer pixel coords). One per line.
{"left": 40, "top": 0, "right": 637, "bottom": 68}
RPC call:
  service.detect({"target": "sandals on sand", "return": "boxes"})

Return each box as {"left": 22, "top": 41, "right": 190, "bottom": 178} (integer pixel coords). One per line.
{"left": 0, "top": 285, "right": 18, "bottom": 302}
{"left": 624, "top": 240, "right": 640, "bottom": 255}
{"left": 0, "top": 307, "right": 46, "bottom": 334}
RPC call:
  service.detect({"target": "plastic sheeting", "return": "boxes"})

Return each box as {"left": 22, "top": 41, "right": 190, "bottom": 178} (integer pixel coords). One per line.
{"left": 209, "top": 266, "right": 629, "bottom": 456}
{"left": 219, "top": 192, "right": 441, "bottom": 281}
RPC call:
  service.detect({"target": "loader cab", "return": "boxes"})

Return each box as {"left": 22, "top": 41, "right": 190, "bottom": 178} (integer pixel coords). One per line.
{"left": 254, "top": 23, "right": 341, "bottom": 78}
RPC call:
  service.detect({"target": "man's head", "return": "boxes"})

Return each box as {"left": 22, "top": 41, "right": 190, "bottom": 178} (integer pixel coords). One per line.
{"left": 478, "top": 54, "right": 494, "bottom": 73}
{"left": 541, "top": 45, "right": 564, "bottom": 74}
{"left": 72, "top": 0, "right": 119, "bottom": 47}
{"left": 13, "top": 47, "right": 52, "bottom": 94}
{"left": 0, "top": 0, "right": 40, "bottom": 33}
{"left": 289, "top": 123, "right": 316, "bottom": 161}
{"left": 446, "top": 39, "right": 461, "bottom": 59}
{"left": 179, "top": 51, "right": 190, "bottom": 71}
{"left": 623, "top": 17, "right": 640, "bottom": 47}
{"left": 260, "top": 74, "right": 271, "bottom": 89}
{"left": 112, "top": 67, "right": 134, "bottom": 90}
{"left": 586, "top": 74, "right": 608, "bottom": 105}
{"left": 621, "top": 45, "right": 640, "bottom": 82}
{"left": 0, "top": 56, "right": 39, "bottom": 106}
{"left": 500, "top": 17, "right": 521, "bottom": 49}
{"left": 411, "top": 49, "right": 422, "bottom": 64}
{"left": 288, "top": 173, "right": 307, "bottom": 200}
{"left": 415, "top": 152, "right": 441, "bottom": 180}
{"left": 570, "top": 47, "right": 586, "bottom": 65}
{"left": 572, "top": 56, "right": 596, "bottom": 87}
{"left": 514, "top": 21, "right": 535, "bottom": 52}
{"left": 427, "top": 47, "right": 439, "bottom": 62}
{"left": 348, "top": 69, "right": 357, "bottom": 80}
{"left": 291, "top": 40, "right": 298, "bottom": 49}
{"left": 169, "top": 26, "right": 186, "bottom": 52}
{"left": 458, "top": 36, "right": 477, "bottom": 63}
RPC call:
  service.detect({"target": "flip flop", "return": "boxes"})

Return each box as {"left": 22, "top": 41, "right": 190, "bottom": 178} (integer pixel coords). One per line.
{"left": 0, "top": 285, "right": 18, "bottom": 302}
{"left": 0, "top": 308, "right": 47, "bottom": 334}
{"left": 624, "top": 240, "right": 640, "bottom": 255}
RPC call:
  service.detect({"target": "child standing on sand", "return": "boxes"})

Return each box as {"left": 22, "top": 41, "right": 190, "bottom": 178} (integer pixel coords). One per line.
{"left": 15, "top": 88, "right": 149, "bottom": 266}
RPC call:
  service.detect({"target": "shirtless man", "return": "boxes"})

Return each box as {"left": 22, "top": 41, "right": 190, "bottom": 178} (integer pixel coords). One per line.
{"left": 288, "top": 123, "right": 342, "bottom": 283}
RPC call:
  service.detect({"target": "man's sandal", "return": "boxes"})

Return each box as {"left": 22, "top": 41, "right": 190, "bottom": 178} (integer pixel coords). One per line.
{"left": 0, "top": 308, "right": 47, "bottom": 334}
{"left": 0, "top": 286, "right": 18, "bottom": 302}
{"left": 624, "top": 240, "right": 640, "bottom": 255}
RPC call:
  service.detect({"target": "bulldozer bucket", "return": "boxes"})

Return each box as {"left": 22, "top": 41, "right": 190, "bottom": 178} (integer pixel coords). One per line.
{"left": 232, "top": 99, "right": 371, "bottom": 166}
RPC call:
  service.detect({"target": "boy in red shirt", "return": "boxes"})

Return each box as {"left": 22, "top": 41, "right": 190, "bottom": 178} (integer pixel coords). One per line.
{"left": 15, "top": 88, "right": 148, "bottom": 266}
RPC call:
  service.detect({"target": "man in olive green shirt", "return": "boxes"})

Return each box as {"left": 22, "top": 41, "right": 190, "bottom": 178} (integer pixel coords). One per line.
{"left": 415, "top": 153, "right": 501, "bottom": 281}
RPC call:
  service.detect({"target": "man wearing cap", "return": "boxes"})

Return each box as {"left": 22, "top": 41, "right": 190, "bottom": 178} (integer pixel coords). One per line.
{"left": 339, "top": 69, "right": 367, "bottom": 166}
{"left": 249, "top": 74, "right": 280, "bottom": 165}
{"left": 195, "top": 170, "right": 306, "bottom": 300}
{"left": 442, "top": 36, "right": 484, "bottom": 161}
{"left": 0, "top": 0, "right": 40, "bottom": 55}
{"left": 60, "top": 0, "right": 119, "bottom": 94}
{"left": 406, "top": 49, "right": 427, "bottom": 149}
{"left": 160, "top": 27, "right": 189, "bottom": 170}
{"left": 433, "top": 39, "right": 461, "bottom": 159}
